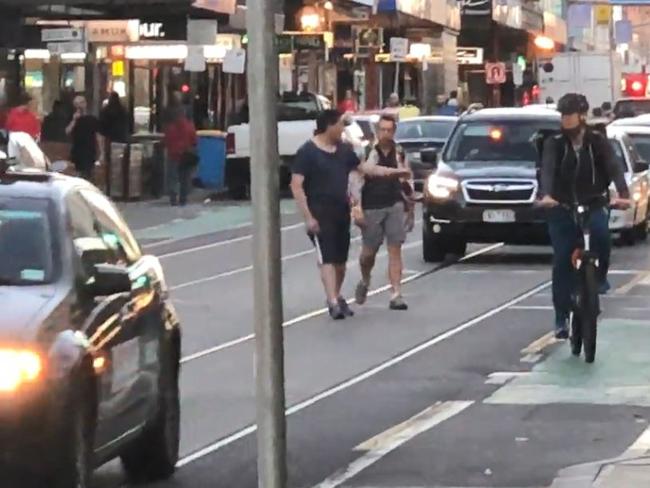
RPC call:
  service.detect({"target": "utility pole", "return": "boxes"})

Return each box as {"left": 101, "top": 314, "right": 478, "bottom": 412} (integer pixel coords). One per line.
{"left": 247, "top": 0, "right": 288, "bottom": 487}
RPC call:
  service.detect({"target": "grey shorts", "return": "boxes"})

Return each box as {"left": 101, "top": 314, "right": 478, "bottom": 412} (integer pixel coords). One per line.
{"left": 362, "top": 202, "right": 407, "bottom": 250}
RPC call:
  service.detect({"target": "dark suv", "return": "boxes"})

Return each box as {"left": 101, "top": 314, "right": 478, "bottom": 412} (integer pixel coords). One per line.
{"left": 421, "top": 108, "right": 560, "bottom": 262}
{"left": 0, "top": 169, "right": 181, "bottom": 487}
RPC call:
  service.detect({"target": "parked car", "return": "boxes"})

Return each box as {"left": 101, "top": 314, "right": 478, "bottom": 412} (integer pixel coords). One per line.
{"left": 0, "top": 164, "right": 181, "bottom": 487}
{"left": 607, "top": 126, "right": 650, "bottom": 243}
{"left": 613, "top": 97, "right": 650, "bottom": 119}
{"left": 421, "top": 108, "right": 559, "bottom": 261}
{"left": 395, "top": 116, "right": 458, "bottom": 190}
{"left": 226, "top": 92, "right": 329, "bottom": 199}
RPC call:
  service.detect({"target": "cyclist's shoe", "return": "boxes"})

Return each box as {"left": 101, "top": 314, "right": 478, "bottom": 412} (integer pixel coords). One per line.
{"left": 555, "top": 318, "right": 569, "bottom": 340}
{"left": 599, "top": 280, "right": 611, "bottom": 295}
{"left": 338, "top": 297, "right": 354, "bottom": 317}
{"left": 328, "top": 302, "right": 346, "bottom": 320}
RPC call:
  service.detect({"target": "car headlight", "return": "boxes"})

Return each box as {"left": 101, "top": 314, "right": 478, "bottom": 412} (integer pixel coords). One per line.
{"left": 426, "top": 174, "right": 459, "bottom": 199}
{"left": 0, "top": 349, "right": 42, "bottom": 392}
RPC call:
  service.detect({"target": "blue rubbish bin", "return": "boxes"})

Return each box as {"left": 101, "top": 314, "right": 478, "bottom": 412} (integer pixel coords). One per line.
{"left": 197, "top": 131, "right": 227, "bottom": 190}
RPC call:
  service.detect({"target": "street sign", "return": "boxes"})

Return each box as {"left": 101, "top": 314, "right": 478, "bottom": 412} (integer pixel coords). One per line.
{"left": 485, "top": 62, "right": 507, "bottom": 85}
{"left": 390, "top": 37, "right": 409, "bottom": 62}
{"left": 457, "top": 47, "right": 484, "bottom": 65}
{"left": 595, "top": 5, "right": 612, "bottom": 25}
{"left": 42, "top": 28, "right": 83, "bottom": 43}
{"left": 223, "top": 47, "right": 246, "bottom": 74}
{"left": 513, "top": 62, "right": 524, "bottom": 87}
{"left": 47, "top": 41, "right": 85, "bottom": 55}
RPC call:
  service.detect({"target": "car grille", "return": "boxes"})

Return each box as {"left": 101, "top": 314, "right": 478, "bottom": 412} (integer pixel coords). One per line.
{"left": 462, "top": 179, "right": 537, "bottom": 204}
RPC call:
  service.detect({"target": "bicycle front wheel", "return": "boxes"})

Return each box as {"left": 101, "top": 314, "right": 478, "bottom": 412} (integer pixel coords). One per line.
{"left": 581, "top": 260, "right": 600, "bottom": 364}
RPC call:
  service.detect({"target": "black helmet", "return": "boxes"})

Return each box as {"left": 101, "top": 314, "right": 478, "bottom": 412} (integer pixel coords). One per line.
{"left": 557, "top": 93, "right": 589, "bottom": 115}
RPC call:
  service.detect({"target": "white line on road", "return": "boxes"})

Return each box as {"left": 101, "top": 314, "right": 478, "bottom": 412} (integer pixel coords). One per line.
{"left": 179, "top": 242, "right": 503, "bottom": 364}
{"left": 510, "top": 305, "right": 554, "bottom": 311}
{"left": 313, "top": 401, "right": 473, "bottom": 488}
{"left": 156, "top": 222, "right": 305, "bottom": 259}
{"left": 176, "top": 277, "right": 550, "bottom": 467}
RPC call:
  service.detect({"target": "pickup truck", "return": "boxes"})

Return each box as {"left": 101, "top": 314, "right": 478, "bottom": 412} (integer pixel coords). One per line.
{"left": 225, "top": 92, "right": 330, "bottom": 199}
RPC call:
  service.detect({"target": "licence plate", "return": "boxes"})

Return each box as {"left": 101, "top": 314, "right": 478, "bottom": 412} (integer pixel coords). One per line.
{"left": 483, "top": 209, "right": 515, "bottom": 223}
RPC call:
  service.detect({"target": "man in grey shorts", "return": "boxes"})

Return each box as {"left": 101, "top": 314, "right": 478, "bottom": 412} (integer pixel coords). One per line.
{"left": 355, "top": 115, "right": 412, "bottom": 310}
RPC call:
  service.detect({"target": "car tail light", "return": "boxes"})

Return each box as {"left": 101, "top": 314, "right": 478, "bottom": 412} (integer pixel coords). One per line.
{"left": 226, "top": 133, "right": 235, "bottom": 155}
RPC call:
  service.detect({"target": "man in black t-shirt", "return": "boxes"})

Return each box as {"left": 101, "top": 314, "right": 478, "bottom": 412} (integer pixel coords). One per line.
{"left": 291, "top": 110, "right": 409, "bottom": 320}
{"left": 66, "top": 95, "right": 104, "bottom": 182}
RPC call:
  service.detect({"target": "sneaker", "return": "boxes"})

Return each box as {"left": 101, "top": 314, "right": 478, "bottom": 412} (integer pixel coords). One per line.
{"left": 389, "top": 295, "right": 409, "bottom": 311}
{"left": 328, "top": 302, "right": 346, "bottom": 320}
{"left": 355, "top": 281, "right": 369, "bottom": 305}
{"left": 338, "top": 297, "right": 354, "bottom": 317}
{"left": 555, "top": 318, "right": 569, "bottom": 340}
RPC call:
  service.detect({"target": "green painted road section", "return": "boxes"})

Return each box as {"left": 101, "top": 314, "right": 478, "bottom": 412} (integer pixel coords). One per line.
{"left": 486, "top": 319, "right": 650, "bottom": 407}
{"left": 123, "top": 200, "right": 298, "bottom": 243}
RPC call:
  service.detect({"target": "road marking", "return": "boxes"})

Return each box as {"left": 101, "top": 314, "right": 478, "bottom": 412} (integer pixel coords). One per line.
{"left": 310, "top": 401, "right": 473, "bottom": 488}
{"left": 485, "top": 372, "right": 530, "bottom": 385}
{"left": 180, "top": 242, "right": 504, "bottom": 364}
{"left": 156, "top": 222, "right": 305, "bottom": 259}
{"left": 520, "top": 331, "right": 558, "bottom": 355}
{"left": 176, "top": 279, "right": 550, "bottom": 467}
{"left": 615, "top": 270, "right": 650, "bottom": 295}
{"left": 170, "top": 238, "right": 422, "bottom": 292}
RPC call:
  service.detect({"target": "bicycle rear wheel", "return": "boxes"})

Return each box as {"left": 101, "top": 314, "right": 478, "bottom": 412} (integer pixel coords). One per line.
{"left": 581, "top": 260, "right": 600, "bottom": 364}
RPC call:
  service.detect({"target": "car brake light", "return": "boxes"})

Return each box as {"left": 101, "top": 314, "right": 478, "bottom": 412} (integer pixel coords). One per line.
{"left": 226, "top": 133, "right": 235, "bottom": 155}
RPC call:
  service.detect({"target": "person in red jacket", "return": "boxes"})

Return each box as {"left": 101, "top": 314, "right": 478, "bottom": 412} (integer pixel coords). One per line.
{"left": 337, "top": 89, "right": 358, "bottom": 114}
{"left": 163, "top": 97, "right": 197, "bottom": 206}
{"left": 6, "top": 92, "right": 41, "bottom": 140}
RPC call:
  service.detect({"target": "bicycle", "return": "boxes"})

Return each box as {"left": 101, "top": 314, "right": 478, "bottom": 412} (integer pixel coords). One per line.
{"left": 567, "top": 202, "right": 602, "bottom": 364}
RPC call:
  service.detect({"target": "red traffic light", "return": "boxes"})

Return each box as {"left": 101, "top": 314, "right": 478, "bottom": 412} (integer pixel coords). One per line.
{"left": 181, "top": 84, "right": 190, "bottom": 94}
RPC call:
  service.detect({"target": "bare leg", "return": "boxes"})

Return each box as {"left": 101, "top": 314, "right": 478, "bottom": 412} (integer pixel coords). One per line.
{"left": 387, "top": 244, "right": 403, "bottom": 298}
{"left": 334, "top": 264, "right": 347, "bottom": 298}
{"left": 320, "top": 264, "right": 339, "bottom": 305}
{"left": 359, "top": 245, "right": 377, "bottom": 286}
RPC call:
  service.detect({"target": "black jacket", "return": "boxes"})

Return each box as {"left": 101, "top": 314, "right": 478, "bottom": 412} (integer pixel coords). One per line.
{"left": 539, "top": 129, "right": 629, "bottom": 205}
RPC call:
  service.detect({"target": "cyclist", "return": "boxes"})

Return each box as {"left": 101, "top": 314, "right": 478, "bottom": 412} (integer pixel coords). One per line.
{"left": 538, "top": 93, "right": 631, "bottom": 339}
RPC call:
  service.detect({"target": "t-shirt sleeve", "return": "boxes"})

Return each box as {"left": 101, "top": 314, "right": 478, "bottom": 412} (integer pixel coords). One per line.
{"left": 348, "top": 145, "right": 361, "bottom": 170}
{"left": 292, "top": 144, "right": 312, "bottom": 177}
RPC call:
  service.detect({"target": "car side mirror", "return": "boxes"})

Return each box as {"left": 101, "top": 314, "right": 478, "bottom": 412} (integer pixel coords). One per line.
{"left": 420, "top": 149, "right": 438, "bottom": 167}
{"left": 90, "top": 263, "right": 132, "bottom": 296}
{"left": 634, "top": 160, "right": 649, "bottom": 173}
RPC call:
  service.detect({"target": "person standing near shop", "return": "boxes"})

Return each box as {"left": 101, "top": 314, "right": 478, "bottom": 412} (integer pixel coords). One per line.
{"left": 66, "top": 95, "right": 103, "bottom": 182}
{"left": 291, "top": 109, "right": 410, "bottom": 320}
{"left": 355, "top": 115, "right": 413, "bottom": 311}
{"left": 338, "top": 89, "right": 358, "bottom": 114}
{"left": 100, "top": 92, "right": 129, "bottom": 144}
{"left": 6, "top": 92, "right": 41, "bottom": 140}
{"left": 163, "top": 105, "right": 197, "bottom": 207}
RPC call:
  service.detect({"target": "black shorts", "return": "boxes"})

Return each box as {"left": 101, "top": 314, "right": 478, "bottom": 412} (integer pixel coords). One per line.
{"left": 309, "top": 205, "right": 351, "bottom": 265}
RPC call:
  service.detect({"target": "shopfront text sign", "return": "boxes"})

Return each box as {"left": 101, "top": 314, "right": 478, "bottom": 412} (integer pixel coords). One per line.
{"left": 86, "top": 20, "right": 138, "bottom": 43}
{"left": 139, "top": 22, "right": 165, "bottom": 39}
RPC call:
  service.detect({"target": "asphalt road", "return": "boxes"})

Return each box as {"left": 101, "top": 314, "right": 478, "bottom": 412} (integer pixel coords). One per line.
{"left": 93, "top": 213, "right": 650, "bottom": 488}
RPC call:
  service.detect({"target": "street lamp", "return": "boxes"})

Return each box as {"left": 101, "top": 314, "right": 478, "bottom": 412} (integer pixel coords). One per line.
{"left": 299, "top": 5, "right": 323, "bottom": 32}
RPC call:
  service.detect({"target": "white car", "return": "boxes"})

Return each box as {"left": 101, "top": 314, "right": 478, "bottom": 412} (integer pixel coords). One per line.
{"left": 607, "top": 126, "right": 650, "bottom": 243}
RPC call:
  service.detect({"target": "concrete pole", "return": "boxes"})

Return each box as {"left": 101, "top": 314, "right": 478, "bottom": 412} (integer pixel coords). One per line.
{"left": 246, "top": 0, "right": 288, "bottom": 487}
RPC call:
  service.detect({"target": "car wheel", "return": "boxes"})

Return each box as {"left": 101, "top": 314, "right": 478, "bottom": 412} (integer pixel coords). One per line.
{"left": 54, "top": 377, "right": 94, "bottom": 488}
{"left": 451, "top": 238, "right": 467, "bottom": 258}
{"left": 121, "top": 346, "right": 180, "bottom": 482}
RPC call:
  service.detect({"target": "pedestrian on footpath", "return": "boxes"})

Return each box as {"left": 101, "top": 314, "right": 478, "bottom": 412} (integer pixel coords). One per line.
{"left": 163, "top": 101, "right": 197, "bottom": 206}
{"left": 291, "top": 109, "right": 410, "bottom": 320}
{"left": 66, "top": 95, "right": 103, "bottom": 182}
{"left": 355, "top": 115, "right": 414, "bottom": 311}
{"left": 6, "top": 92, "right": 41, "bottom": 141}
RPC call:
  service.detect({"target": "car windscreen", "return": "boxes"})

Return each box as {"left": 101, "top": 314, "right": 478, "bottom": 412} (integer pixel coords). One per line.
{"left": 615, "top": 100, "right": 650, "bottom": 118}
{"left": 0, "top": 198, "right": 55, "bottom": 285}
{"left": 627, "top": 133, "right": 650, "bottom": 162}
{"left": 443, "top": 120, "right": 560, "bottom": 167}
{"left": 610, "top": 140, "right": 629, "bottom": 173}
{"left": 277, "top": 94, "right": 321, "bottom": 121}
{"left": 396, "top": 119, "right": 456, "bottom": 140}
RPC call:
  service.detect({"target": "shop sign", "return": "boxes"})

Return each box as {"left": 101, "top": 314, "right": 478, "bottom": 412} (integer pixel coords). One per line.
{"left": 389, "top": 37, "right": 409, "bottom": 62}
{"left": 86, "top": 20, "right": 139, "bottom": 43}
{"left": 485, "top": 62, "right": 507, "bottom": 85}
{"left": 47, "top": 41, "right": 85, "bottom": 55}
{"left": 355, "top": 28, "right": 382, "bottom": 51}
{"left": 139, "top": 18, "right": 187, "bottom": 41}
{"left": 42, "top": 27, "right": 83, "bottom": 43}
{"left": 192, "top": 0, "right": 236, "bottom": 14}
{"left": 457, "top": 47, "right": 484, "bottom": 65}
{"left": 460, "top": 0, "right": 491, "bottom": 16}
{"left": 277, "top": 35, "right": 293, "bottom": 54}
{"left": 293, "top": 34, "right": 325, "bottom": 51}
